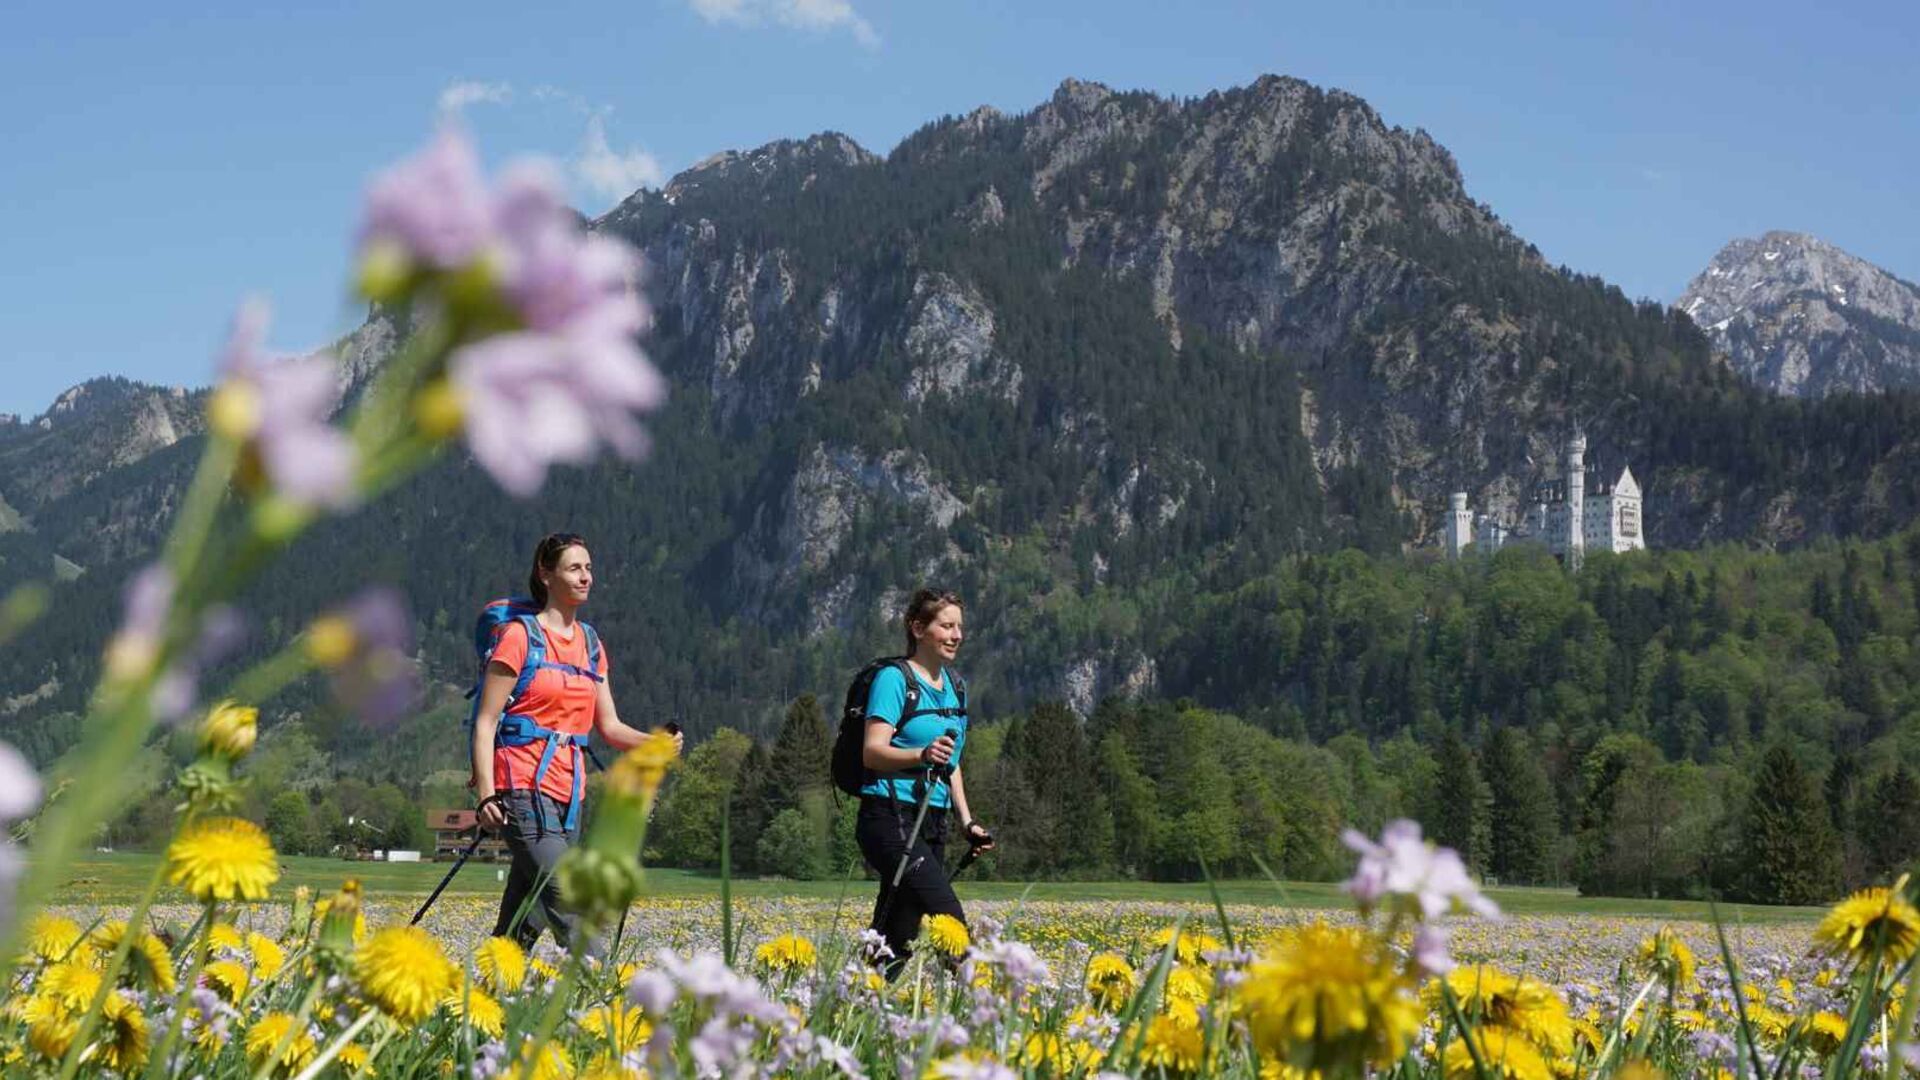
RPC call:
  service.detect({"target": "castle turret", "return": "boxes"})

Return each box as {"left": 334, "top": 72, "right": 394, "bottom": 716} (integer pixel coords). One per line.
{"left": 1446, "top": 492, "right": 1473, "bottom": 558}
{"left": 1565, "top": 434, "right": 1586, "bottom": 569}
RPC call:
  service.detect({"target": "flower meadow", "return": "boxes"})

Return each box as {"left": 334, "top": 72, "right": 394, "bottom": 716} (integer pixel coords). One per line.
{"left": 4, "top": 128, "right": 1920, "bottom": 1078}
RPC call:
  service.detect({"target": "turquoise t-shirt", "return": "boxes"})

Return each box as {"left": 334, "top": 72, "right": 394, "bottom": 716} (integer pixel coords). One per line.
{"left": 859, "top": 663, "right": 968, "bottom": 808}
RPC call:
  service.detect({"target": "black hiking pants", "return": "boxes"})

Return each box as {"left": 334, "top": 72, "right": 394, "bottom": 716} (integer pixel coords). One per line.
{"left": 856, "top": 795, "right": 964, "bottom": 980}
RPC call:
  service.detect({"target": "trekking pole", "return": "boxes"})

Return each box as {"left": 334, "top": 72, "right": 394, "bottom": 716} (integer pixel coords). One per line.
{"left": 876, "top": 728, "right": 958, "bottom": 931}
{"left": 412, "top": 830, "right": 485, "bottom": 926}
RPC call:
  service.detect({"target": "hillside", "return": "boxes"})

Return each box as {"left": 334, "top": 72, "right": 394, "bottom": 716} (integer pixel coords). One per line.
{"left": 4, "top": 75, "right": 1920, "bottom": 762}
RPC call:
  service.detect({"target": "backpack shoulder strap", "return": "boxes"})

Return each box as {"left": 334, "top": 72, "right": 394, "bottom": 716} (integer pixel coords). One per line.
{"left": 509, "top": 613, "right": 545, "bottom": 701}
{"left": 581, "top": 621, "right": 602, "bottom": 677}
{"left": 890, "top": 658, "right": 921, "bottom": 715}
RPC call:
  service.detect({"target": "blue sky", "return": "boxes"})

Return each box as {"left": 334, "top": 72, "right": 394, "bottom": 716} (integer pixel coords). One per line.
{"left": 3, "top": 0, "right": 1915, "bottom": 418}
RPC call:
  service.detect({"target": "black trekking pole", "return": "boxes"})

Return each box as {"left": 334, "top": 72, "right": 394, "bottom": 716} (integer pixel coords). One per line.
{"left": 412, "top": 830, "right": 485, "bottom": 926}
{"left": 949, "top": 828, "right": 992, "bottom": 883}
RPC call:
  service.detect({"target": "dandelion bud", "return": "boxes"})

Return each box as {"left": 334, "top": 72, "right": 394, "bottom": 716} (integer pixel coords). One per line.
{"left": 206, "top": 380, "right": 262, "bottom": 441}
{"left": 356, "top": 239, "right": 416, "bottom": 303}
{"left": 316, "top": 880, "right": 364, "bottom": 963}
{"left": 557, "top": 847, "right": 640, "bottom": 926}
{"left": 412, "top": 378, "right": 466, "bottom": 440}
{"left": 199, "top": 701, "right": 259, "bottom": 760}
{"left": 303, "top": 615, "right": 359, "bottom": 669}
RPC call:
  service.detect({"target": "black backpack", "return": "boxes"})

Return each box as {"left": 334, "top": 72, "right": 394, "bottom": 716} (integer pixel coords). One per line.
{"left": 830, "top": 657, "right": 967, "bottom": 797}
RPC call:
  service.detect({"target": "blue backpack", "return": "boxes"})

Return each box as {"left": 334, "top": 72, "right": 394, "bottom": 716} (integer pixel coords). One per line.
{"left": 466, "top": 597, "right": 605, "bottom": 830}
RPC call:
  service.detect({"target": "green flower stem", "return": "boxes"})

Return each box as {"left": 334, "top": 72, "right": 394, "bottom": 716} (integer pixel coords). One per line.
{"left": 514, "top": 945, "right": 584, "bottom": 1080}
{"left": 0, "top": 686, "right": 155, "bottom": 976}
{"left": 141, "top": 900, "right": 219, "bottom": 1080}
{"left": 349, "top": 309, "right": 452, "bottom": 454}
{"left": 289, "top": 1008, "right": 378, "bottom": 1080}
{"left": 55, "top": 854, "right": 170, "bottom": 1080}
{"left": 1589, "top": 975, "right": 1662, "bottom": 1078}
{"left": 163, "top": 429, "right": 242, "bottom": 579}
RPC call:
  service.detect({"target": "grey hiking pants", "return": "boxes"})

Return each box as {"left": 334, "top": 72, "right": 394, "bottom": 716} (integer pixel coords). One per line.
{"left": 493, "top": 790, "right": 599, "bottom": 954}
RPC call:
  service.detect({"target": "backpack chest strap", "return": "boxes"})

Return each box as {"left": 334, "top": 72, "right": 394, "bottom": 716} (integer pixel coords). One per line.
{"left": 496, "top": 713, "right": 591, "bottom": 831}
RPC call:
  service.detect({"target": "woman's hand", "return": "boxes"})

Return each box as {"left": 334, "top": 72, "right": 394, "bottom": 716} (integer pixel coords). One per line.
{"left": 964, "top": 820, "right": 995, "bottom": 852}
{"left": 919, "top": 735, "right": 956, "bottom": 768}
{"left": 477, "top": 794, "right": 507, "bottom": 832}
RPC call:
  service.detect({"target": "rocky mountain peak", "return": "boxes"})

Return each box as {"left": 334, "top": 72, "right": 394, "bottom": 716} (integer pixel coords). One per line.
{"left": 1679, "top": 231, "right": 1920, "bottom": 396}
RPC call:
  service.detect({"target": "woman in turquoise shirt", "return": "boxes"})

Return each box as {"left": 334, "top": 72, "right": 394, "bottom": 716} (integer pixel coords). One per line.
{"left": 857, "top": 588, "right": 994, "bottom": 977}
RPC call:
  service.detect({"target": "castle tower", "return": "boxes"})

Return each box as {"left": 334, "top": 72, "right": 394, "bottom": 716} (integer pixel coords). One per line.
{"left": 1446, "top": 492, "right": 1473, "bottom": 558}
{"left": 1565, "top": 434, "right": 1586, "bottom": 569}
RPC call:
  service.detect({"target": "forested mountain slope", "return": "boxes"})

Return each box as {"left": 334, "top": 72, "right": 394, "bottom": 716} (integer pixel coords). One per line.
{"left": 4, "top": 75, "right": 1920, "bottom": 769}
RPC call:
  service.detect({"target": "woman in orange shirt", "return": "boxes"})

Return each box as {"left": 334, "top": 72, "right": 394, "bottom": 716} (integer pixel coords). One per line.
{"left": 470, "top": 532, "right": 680, "bottom": 952}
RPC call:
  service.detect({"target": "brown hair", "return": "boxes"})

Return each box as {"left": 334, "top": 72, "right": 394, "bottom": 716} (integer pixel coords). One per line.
{"left": 902, "top": 588, "right": 963, "bottom": 656}
{"left": 528, "top": 532, "right": 588, "bottom": 607}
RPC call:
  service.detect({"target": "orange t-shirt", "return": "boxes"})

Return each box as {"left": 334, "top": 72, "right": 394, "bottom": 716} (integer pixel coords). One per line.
{"left": 489, "top": 619, "right": 608, "bottom": 805}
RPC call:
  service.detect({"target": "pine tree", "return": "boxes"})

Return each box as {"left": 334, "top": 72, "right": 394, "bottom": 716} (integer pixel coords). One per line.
{"left": 765, "top": 693, "right": 833, "bottom": 814}
{"left": 1861, "top": 766, "right": 1920, "bottom": 883}
{"left": 1483, "top": 727, "right": 1559, "bottom": 884}
{"left": 1738, "top": 745, "right": 1841, "bottom": 904}
{"left": 1429, "top": 731, "right": 1492, "bottom": 873}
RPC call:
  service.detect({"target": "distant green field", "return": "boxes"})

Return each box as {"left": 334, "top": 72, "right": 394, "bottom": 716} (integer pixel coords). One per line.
{"left": 44, "top": 851, "right": 1822, "bottom": 923}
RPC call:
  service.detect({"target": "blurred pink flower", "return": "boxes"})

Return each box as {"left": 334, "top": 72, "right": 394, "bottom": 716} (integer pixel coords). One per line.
{"left": 1342, "top": 818, "right": 1500, "bottom": 920}
{"left": 360, "top": 129, "right": 495, "bottom": 268}
{"left": 220, "top": 301, "right": 356, "bottom": 508}
{"left": 359, "top": 129, "right": 665, "bottom": 498}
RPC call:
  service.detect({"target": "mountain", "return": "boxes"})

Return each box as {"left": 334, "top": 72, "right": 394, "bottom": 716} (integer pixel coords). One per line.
{"left": 1678, "top": 231, "right": 1920, "bottom": 397}
{"left": 5, "top": 76, "right": 1920, "bottom": 756}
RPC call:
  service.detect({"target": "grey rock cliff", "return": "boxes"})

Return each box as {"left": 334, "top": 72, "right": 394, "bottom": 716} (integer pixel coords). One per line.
{"left": 1679, "top": 231, "right": 1920, "bottom": 397}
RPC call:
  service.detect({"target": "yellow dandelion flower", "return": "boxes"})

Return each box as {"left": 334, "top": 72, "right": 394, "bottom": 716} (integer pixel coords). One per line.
{"left": 1814, "top": 878, "right": 1920, "bottom": 968}
{"left": 28, "top": 1005, "right": 80, "bottom": 1063}
{"left": 1749, "top": 1005, "right": 1792, "bottom": 1045}
{"left": 1166, "top": 964, "right": 1211, "bottom": 1010}
{"left": 1803, "top": 1011, "right": 1849, "bottom": 1056}
{"left": 605, "top": 730, "right": 678, "bottom": 802}
{"left": 926, "top": 914, "right": 969, "bottom": 959}
{"left": 1634, "top": 928, "right": 1697, "bottom": 988}
{"left": 166, "top": 816, "right": 280, "bottom": 901}
{"left": 1259, "top": 1063, "right": 1322, "bottom": 1080}
{"left": 1671, "top": 1008, "right": 1707, "bottom": 1032}
{"left": 23, "top": 914, "right": 86, "bottom": 964}
{"left": 204, "top": 959, "right": 251, "bottom": 1002}
{"left": 246, "top": 932, "right": 287, "bottom": 979}
{"left": 40, "top": 959, "right": 104, "bottom": 1011}
{"left": 753, "top": 934, "right": 817, "bottom": 975}
{"left": 532, "top": 956, "right": 562, "bottom": 982}
{"left": 246, "top": 1012, "right": 318, "bottom": 1076}
{"left": 339, "top": 1042, "right": 373, "bottom": 1075}
{"left": 1086, "top": 952, "right": 1137, "bottom": 1011}
{"left": 1141, "top": 1012, "right": 1206, "bottom": 1074}
{"left": 508, "top": 1039, "right": 574, "bottom": 1080}
{"left": 476, "top": 935, "right": 528, "bottom": 994}
{"left": 90, "top": 991, "right": 150, "bottom": 1073}
{"left": 1148, "top": 927, "right": 1223, "bottom": 966}
{"left": 1426, "top": 965, "right": 1574, "bottom": 1058}
{"left": 90, "top": 922, "right": 176, "bottom": 994}
{"left": 1615, "top": 1059, "right": 1667, "bottom": 1080}
{"left": 580, "top": 1052, "right": 646, "bottom": 1079}
{"left": 1443, "top": 1027, "right": 1554, "bottom": 1080}
{"left": 583, "top": 1001, "right": 653, "bottom": 1053}
{"left": 1571, "top": 1018, "right": 1604, "bottom": 1055}
{"left": 445, "top": 981, "right": 507, "bottom": 1038}
{"left": 1239, "top": 921, "right": 1421, "bottom": 1074}
{"left": 1016, "top": 1032, "right": 1067, "bottom": 1070}
{"left": 207, "top": 922, "right": 245, "bottom": 953}
{"left": 353, "top": 926, "right": 458, "bottom": 1024}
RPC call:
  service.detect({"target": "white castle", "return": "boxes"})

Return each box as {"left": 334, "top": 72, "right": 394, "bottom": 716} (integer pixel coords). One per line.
{"left": 1444, "top": 435, "right": 1645, "bottom": 568}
